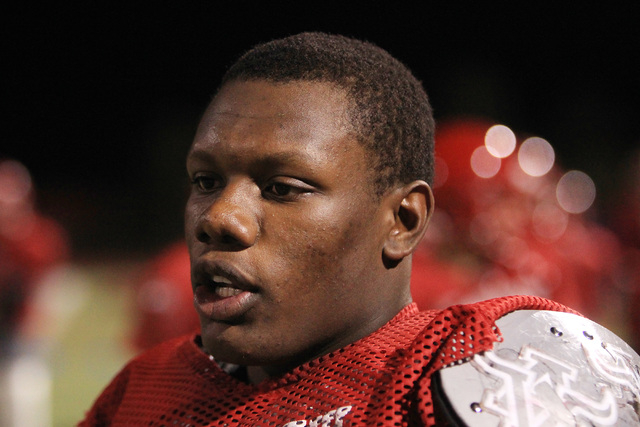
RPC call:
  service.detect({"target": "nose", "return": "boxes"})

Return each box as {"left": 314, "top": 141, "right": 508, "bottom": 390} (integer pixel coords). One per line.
{"left": 195, "top": 182, "right": 259, "bottom": 249}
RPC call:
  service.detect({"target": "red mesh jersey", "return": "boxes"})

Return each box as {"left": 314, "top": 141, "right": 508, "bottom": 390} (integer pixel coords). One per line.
{"left": 79, "top": 295, "right": 575, "bottom": 426}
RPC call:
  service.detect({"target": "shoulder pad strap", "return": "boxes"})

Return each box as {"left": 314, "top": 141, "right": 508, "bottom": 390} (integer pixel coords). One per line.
{"left": 433, "top": 310, "right": 640, "bottom": 426}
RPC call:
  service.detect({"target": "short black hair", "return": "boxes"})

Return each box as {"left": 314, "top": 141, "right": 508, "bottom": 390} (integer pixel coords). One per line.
{"left": 220, "top": 32, "right": 435, "bottom": 194}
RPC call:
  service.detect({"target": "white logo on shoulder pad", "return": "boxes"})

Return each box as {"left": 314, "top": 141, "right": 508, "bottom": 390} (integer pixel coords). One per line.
{"left": 474, "top": 346, "right": 621, "bottom": 425}
{"left": 281, "top": 405, "right": 352, "bottom": 427}
{"left": 436, "top": 310, "right": 640, "bottom": 426}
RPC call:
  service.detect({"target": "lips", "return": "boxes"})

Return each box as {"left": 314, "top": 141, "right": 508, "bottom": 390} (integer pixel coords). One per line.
{"left": 192, "top": 260, "right": 260, "bottom": 322}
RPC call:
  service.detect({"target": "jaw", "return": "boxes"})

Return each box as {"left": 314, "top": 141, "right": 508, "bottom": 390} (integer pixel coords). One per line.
{"left": 199, "top": 295, "right": 407, "bottom": 377}
{"left": 199, "top": 315, "right": 327, "bottom": 373}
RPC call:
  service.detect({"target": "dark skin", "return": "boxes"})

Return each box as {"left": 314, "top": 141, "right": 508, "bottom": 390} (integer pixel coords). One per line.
{"left": 185, "top": 79, "right": 434, "bottom": 382}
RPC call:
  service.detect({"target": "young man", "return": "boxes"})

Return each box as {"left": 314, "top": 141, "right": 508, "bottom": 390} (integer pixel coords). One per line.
{"left": 79, "top": 33, "right": 640, "bottom": 426}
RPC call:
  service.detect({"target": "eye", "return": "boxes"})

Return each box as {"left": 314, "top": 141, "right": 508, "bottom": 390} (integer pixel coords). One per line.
{"left": 263, "top": 179, "right": 313, "bottom": 201}
{"left": 268, "top": 183, "right": 293, "bottom": 197}
{"left": 191, "top": 174, "right": 221, "bottom": 193}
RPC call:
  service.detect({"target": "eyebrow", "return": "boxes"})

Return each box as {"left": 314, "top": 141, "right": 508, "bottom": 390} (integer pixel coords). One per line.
{"left": 255, "top": 151, "right": 316, "bottom": 167}
{"left": 187, "top": 148, "right": 318, "bottom": 169}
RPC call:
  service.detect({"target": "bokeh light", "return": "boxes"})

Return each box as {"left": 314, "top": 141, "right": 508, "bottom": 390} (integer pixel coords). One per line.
{"left": 532, "top": 201, "right": 569, "bottom": 241}
{"left": 556, "top": 170, "right": 596, "bottom": 214}
{"left": 504, "top": 156, "right": 547, "bottom": 195}
{"left": 0, "top": 160, "right": 32, "bottom": 206}
{"left": 470, "top": 145, "right": 501, "bottom": 178}
{"left": 518, "top": 137, "right": 555, "bottom": 177}
{"left": 485, "top": 124, "right": 516, "bottom": 158}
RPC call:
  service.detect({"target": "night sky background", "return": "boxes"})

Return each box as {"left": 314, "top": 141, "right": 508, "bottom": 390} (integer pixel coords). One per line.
{"left": 3, "top": 3, "right": 640, "bottom": 258}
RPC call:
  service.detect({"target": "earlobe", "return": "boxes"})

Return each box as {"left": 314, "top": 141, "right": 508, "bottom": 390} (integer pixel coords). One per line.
{"left": 382, "top": 180, "right": 434, "bottom": 263}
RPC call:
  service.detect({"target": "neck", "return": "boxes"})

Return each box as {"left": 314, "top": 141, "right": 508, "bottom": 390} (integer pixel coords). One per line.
{"left": 247, "top": 365, "right": 272, "bottom": 384}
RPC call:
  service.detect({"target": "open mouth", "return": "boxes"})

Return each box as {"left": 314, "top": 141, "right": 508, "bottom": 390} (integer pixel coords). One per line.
{"left": 192, "top": 262, "right": 260, "bottom": 321}
{"left": 212, "top": 275, "right": 243, "bottom": 298}
{"left": 192, "top": 260, "right": 256, "bottom": 295}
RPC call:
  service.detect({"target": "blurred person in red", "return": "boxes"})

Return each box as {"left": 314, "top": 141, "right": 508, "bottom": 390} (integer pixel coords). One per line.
{"left": 130, "top": 241, "right": 199, "bottom": 351}
{"left": 0, "top": 158, "right": 70, "bottom": 427}
{"left": 0, "top": 158, "right": 70, "bottom": 351}
{"left": 410, "top": 119, "right": 628, "bottom": 338}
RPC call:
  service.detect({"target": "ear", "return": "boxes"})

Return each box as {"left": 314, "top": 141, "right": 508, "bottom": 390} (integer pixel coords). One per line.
{"left": 382, "top": 180, "right": 434, "bottom": 263}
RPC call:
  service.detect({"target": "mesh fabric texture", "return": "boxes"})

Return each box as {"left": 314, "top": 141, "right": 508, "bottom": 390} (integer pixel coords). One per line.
{"left": 79, "top": 295, "right": 575, "bottom": 426}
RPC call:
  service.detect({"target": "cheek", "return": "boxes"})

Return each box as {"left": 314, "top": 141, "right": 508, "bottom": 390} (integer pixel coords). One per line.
{"left": 184, "top": 198, "right": 197, "bottom": 227}
{"left": 184, "top": 202, "right": 199, "bottom": 241}
{"left": 271, "top": 206, "right": 377, "bottom": 288}
{"left": 184, "top": 197, "right": 210, "bottom": 234}
{"left": 270, "top": 230, "right": 335, "bottom": 283}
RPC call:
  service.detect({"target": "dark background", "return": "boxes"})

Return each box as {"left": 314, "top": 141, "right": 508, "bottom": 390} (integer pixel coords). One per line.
{"left": 2, "top": 3, "right": 639, "bottom": 258}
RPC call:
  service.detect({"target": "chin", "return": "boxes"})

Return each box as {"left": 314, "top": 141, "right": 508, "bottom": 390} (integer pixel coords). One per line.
{"left": 204, "top": 336, "right": 304, "bottom": 375}
{"left": 209, "top": 346, "right": 289, "bottom": 371}
{"left": 201, "top": 324, "right": 263, "bottom": 365}
{"left": 199, "top": 319, "right": 317, "bottom": 371}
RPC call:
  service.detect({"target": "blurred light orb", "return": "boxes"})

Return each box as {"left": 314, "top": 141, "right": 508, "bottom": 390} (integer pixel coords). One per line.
{"left": 485, "top": 124, "right": 516, "bottom": 158}
{"left": 518, "top": 137, "right": 555, "bottom": 177}
{"left": 504, "top": 157, "right": 546, "bottom": 195}
{"left": 556, "top": 170, "right": 596, "bottom": 214}
{"left": 0, "top": 160, "right": 32, "bottom": 205}
{"left": 532, "top": 202, "right": 569, "bottom": 241}
{"left": 471, "top": 146, "right": 501, "bottom": 178}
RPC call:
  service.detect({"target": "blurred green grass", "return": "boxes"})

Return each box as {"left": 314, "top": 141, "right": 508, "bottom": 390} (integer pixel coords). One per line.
{"left": 42, "top": 261, "right": 140, "bottom": 426}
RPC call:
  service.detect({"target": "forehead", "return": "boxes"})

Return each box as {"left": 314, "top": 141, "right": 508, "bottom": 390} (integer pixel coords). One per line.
{"left": 200, "top": 80, "right": 350, "bottom": 136}
{"left": 215, "top": 79, "right": 351, "bottom": 116}
{"left": 189, "top": 80, "right": 362, "bottom": 164}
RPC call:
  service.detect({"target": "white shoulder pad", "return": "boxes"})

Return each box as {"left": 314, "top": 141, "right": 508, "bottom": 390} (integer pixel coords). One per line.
{"left": 433, "top": 310, "right": 640, "bottom": 426}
